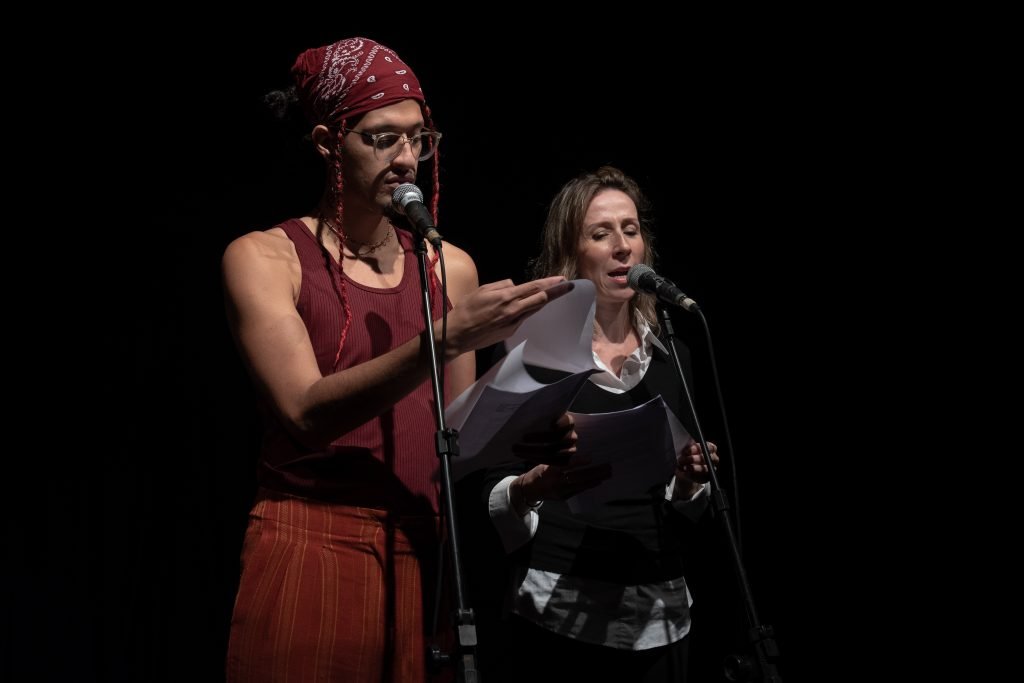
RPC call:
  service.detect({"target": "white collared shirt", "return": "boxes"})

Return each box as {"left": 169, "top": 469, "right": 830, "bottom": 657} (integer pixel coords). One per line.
{"left": 586, "top": 318, "right": 668, "bottom": 394}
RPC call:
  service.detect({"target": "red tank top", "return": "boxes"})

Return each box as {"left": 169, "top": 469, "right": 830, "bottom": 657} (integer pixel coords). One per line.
{"left": 258, "top": 218, "right": 449, "bottom": 515}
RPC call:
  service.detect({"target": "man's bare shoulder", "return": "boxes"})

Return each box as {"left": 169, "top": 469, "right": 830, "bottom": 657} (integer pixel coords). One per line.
{"left": 225, "top": 225, "right": 295, "bottom": 257}
{"left": 435, "top": 240, "right": 479, "bottom": 288}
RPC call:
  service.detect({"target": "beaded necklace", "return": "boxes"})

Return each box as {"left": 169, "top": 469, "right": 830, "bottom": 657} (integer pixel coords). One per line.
{"left": 324, "top": 218, "right": 393, "bottom": 256}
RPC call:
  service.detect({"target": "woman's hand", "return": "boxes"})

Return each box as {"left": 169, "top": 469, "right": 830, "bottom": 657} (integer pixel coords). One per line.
{"left": 674, "top": 441, "right": 719, "bottom": 498}
{"left": 509, "top": 413, "right": 611, "bottom": 510}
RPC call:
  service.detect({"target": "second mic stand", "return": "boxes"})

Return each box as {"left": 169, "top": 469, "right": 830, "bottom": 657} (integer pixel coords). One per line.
{"left": 412, "top": 235, "right": 481, "bottom": 683}
{"left": 658, "top": 305, "right": 781, "bottom": 683}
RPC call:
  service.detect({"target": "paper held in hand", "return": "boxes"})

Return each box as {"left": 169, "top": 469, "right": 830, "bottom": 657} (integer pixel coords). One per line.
{"left": 444, "top": 279, "right": 691, "bottom": 511}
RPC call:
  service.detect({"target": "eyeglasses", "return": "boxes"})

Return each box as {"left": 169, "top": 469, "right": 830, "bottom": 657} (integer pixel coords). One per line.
{"left": 340, "top": 128, "right": 442, "bottom": 161}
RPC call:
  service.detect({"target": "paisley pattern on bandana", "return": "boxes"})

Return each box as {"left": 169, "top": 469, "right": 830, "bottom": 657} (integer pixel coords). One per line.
{"left": 291, "top": 37, "right": 425, "bottom": 125}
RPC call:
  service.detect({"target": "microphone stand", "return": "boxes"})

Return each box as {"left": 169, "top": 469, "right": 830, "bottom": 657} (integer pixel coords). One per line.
{"left": 658, "top": 305, "right": 781, "bottom": 683}
{"left": 410, "top": 233, "right": 481, "bottom": 683}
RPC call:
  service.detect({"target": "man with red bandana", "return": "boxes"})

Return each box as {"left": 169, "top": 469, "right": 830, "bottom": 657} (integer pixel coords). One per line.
{"left": 222, "top": 37, "right": 572, "bottom": 683}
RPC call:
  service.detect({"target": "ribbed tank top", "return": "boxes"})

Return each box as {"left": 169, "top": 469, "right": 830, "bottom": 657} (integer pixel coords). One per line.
{"left": 257, "top": 218, "right": 449, "bottom": 516}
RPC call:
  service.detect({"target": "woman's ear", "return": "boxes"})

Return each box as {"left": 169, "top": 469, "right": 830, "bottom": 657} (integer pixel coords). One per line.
{"left": 311, "top": 125, "right": 334, "bottom": 159}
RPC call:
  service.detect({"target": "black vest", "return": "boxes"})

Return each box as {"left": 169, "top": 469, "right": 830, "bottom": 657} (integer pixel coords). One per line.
{"left": 510, "top": 340, "right": 699, "bottom": 584}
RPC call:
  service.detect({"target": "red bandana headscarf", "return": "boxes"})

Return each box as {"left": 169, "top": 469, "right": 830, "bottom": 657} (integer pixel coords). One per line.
{"left": 287, "top": 37, "right": 440, "bottom": 371}
{"left": 290, "top": 37, "right": 425, "bottom": 125}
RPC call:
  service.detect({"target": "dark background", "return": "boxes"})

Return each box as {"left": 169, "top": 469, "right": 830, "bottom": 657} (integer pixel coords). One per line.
{"left": 16, "top": 22, "right": 831, "bottom": 682}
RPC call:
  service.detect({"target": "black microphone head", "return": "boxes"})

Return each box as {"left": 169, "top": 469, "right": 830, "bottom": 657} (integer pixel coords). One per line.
{"left": 627, "top": 263, "right": 656, "bottom": 291}
{"left": 392, "top": 183, "right": 423, "bottom": 213}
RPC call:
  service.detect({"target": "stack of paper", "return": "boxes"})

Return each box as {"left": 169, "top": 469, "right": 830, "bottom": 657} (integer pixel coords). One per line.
{"left": 445, "top": 279, "right": 692, "bottom": 512}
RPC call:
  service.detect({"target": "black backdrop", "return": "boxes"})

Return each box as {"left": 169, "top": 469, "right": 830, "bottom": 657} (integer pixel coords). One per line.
{"left": 22, "top": 23, "right": 806, "bottom": 682}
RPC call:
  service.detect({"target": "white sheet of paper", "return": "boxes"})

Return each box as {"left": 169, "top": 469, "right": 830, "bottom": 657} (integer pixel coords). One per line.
{"left": 445, "top": 280, "right": 601, "bottom": 480}
{"left": 567, "top": 397, "right": 693, "bottom": 515}
{"left": 504, "top": 280, "right": 598, "bottom": 373}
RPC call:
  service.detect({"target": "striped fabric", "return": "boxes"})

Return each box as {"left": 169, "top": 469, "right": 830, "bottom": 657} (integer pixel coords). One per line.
{"left": 227, "top": 490, "right": 442, "bottom": 682}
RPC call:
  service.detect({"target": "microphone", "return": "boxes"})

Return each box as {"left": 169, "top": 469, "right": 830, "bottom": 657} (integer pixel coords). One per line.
{"left": 392, "top": 183, "right": 443, "bottom": 248}
{"left": 627, "top": 264, "right": 700, "bottom": 312}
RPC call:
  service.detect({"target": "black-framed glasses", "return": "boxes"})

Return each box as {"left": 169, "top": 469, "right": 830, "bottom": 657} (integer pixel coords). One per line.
{"left": 340, "top": 128, "right": 442, "bottom": 161}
